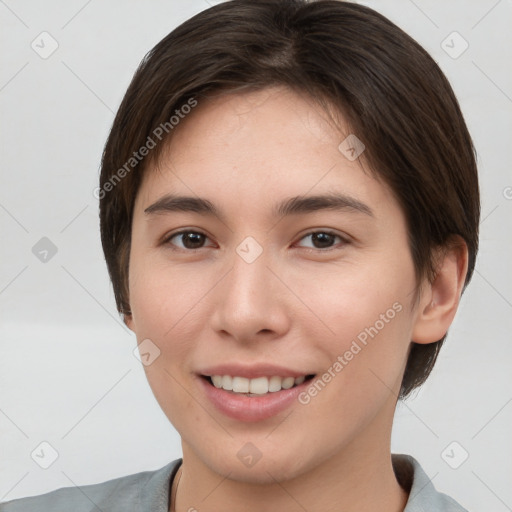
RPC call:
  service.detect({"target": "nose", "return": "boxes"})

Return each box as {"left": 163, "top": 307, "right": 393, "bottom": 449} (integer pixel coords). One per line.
{"left": 209, "top": 245, "right": 291, "bottom": 344}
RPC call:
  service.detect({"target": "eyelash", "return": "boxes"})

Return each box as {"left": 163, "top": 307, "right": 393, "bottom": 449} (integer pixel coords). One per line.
{"left": 162, "top": 229, "right": 349, "bottom": 253}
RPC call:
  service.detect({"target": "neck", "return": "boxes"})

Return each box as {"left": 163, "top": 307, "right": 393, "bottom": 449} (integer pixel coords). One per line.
{"left": 172, "top": 406, "right": 408, "bottom": 512}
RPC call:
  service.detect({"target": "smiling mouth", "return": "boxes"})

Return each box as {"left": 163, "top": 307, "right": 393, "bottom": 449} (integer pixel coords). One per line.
{"left": 201, "top": 374, "right": 316, "bottom": 396}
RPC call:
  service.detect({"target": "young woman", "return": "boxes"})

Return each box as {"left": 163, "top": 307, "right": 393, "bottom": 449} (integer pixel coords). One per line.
{"left": 1, "top": 1, "right": 479, "bottom": 510}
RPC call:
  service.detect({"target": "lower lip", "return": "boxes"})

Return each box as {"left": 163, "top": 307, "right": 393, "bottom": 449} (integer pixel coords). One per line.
{"left": 198, "top": 376, "right": 313, "bottom": 422}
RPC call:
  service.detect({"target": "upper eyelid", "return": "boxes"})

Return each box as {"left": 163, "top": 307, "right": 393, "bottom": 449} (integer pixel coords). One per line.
{"left": 164, "top": 229, "right": 216, "bottom": 247}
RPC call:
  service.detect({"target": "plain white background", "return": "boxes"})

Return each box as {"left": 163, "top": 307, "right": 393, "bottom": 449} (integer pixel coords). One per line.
{"left": 1, "top": 0, "right": 511, "bottom": 510}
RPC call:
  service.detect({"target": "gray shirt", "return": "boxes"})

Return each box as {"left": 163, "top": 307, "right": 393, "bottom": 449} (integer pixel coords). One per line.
{"left": 0, "top": 453, "right": 469, "bottom": 511}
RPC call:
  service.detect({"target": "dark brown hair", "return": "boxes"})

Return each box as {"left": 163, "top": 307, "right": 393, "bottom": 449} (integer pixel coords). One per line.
{"left": 99, "top": 0, "right": 480, "bottom": 399}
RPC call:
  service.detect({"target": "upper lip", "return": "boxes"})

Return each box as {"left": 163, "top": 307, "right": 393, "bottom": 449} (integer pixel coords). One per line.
{"left": 197, "top": 363, "right": 315, "bottom": 379}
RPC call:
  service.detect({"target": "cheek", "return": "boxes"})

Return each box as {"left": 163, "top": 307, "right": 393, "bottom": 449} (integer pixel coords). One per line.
{"left": 293, "top": 274, "right": 412, "bottom": 443}
{"left": 129, "top": 255, "right": 204, "bottom": 335}
{"left": 128, "top": 257, "right": 219, "bottom": 382}
{"left": 294, "top": 256, "right": 412, "bottom": 335}
{"left": 293, "top": 259, "right": 414, "bottom": 390}
{"left": 128, "top": 260, "right": 207, "bottom": 425}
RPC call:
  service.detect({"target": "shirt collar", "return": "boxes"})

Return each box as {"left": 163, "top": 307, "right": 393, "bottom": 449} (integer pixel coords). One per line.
{"left": 393, "top": 453, "right": 468, "bottom": 511}
{"left": 139, "top": 458, "right": 181, "bottom": 511}
{"left": 139, "top": 454, "right": 467, "bottom": 512}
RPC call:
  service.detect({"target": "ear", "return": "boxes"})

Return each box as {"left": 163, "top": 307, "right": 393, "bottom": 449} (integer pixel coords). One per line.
{"left": 412, "top": 237, "right": 469, "bottom": 344}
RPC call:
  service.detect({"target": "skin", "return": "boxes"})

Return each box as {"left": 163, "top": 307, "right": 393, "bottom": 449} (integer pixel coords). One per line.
{"left": 125, "top": 86, "right": 468, "bottom": 512}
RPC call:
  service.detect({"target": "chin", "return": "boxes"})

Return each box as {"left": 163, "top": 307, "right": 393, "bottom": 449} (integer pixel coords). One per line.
{"left": 199, "top": 440, "right": 315, "bottom": 484}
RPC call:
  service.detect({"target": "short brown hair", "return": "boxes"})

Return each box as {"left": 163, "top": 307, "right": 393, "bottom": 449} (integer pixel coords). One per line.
{"left": 99, "top": 0, "right": 480, "bottom": 399}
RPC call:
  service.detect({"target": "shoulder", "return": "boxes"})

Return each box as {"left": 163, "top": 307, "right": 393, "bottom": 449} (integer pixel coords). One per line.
{"left": 0, "top": 459, "right": 182, "bottom": 512}
{"left": 392, "top": 453, "right": 470, "bottom": 512}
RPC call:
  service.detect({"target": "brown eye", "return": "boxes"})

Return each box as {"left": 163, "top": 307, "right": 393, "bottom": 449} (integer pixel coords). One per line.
{"left": 164, "top": 229, "right": 346, "bottom": 252}
{"left": 166, "top": 230, "right": 211, "bottom": 250}
{"left": 297, "top": 231, "right": 346, "bottom": 250}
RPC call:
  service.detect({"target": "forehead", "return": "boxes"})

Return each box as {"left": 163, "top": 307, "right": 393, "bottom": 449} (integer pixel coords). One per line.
{"left": 135, "top": 86, "right": 396, "bottom": 220}
{"left": 161, "top": 86, "right": 346, "bottom": 172}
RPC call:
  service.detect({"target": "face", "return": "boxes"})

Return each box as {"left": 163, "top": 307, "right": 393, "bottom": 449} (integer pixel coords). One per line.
{"left": 126, "top": 86, "right": 422, "bottom": 483}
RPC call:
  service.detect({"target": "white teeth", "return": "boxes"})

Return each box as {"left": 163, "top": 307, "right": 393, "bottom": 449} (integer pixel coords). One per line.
{"left": 211, "top": 375, "right": 223, "bottom": 388}
{"left": 221, "top": 375, "right": 233, "bottom": 390}
{"left": 281, "top": 377, "right": 295, "bottom": 389}
{"left": 209, "top": 375, "right": 309, "bottom": 394}
{"left": 268, "top": 375, "right": 282, "bottom": 392}
{"left": 249, "top": 376, "right": 268, "bottom": 394}
{"left": 232, "top": 376, "right": 249, "bottom": 393}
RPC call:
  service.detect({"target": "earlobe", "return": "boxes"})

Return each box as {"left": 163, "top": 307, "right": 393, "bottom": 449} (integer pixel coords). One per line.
{"left": 411, "top": 238, "right": 469, "bottom": 344}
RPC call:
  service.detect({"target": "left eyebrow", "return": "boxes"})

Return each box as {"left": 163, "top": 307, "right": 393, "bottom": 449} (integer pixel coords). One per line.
{"left": 274, "top": 193, "right": 374, "bottom": 218}
{"left": 143, "top": 192, "right": 374, "bottom": 220}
